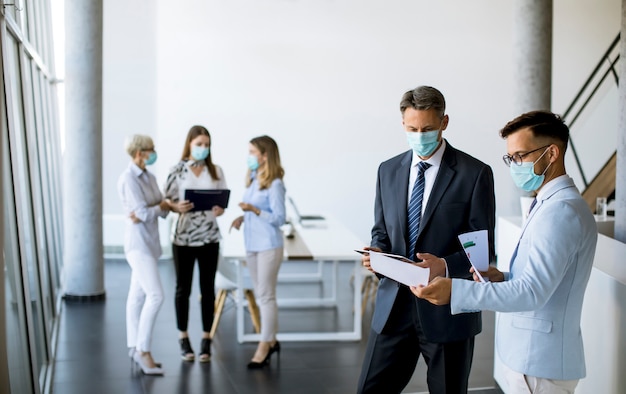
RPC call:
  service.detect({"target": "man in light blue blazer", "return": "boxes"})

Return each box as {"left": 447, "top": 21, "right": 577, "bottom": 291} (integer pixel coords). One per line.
{"left": 412, "top": 111, "right": 598, "bottom": 394}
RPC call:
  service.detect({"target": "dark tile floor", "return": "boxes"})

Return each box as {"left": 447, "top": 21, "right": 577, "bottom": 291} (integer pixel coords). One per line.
{"left": 51, "top": 259, "right": 503, "bottom": 394}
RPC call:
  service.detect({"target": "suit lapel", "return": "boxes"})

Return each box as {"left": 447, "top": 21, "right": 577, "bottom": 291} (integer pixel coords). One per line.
{"left": 395, "top": 151, "right": 413, "bottom": 246}
{"left": 417, "top": 145, "right": 456, "bottom": 239}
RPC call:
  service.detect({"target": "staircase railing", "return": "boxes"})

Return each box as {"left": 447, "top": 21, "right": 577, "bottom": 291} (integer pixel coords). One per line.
{"left": 561, "top": 33, "right": 620, "bottom": 189}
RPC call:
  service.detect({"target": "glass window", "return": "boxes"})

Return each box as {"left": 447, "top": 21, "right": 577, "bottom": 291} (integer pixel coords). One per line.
{"left": 5, "top": 32, "right": 49, "bottom": 392}
{"left": 3, "top": 82, "right": 35, "bottom": 394}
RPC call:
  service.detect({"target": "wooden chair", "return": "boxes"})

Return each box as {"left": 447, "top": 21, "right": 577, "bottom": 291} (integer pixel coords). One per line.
{"left": 209, "top": 256, "right": 261, "bottom": 339}
{"left": 350, "top": 266, "right": 379, "bottom": 316}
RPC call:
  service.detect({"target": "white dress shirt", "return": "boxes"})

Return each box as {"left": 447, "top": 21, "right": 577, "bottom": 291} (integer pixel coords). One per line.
{"left": 407, "top": 139, "right": 447, "bottom": 217}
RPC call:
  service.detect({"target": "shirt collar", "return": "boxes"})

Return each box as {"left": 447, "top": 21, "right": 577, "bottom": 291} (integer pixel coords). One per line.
{"left": 536, "top": 174, "right": 575, "bottom": 202}
{"left": 129, "top": 161, "right": 145, "bottom": 177}
{"left": 411, "top": 139, "right": 447, "bottom": 167}
{"left": 186, "top": 159, "right": 205, "bottom": 168}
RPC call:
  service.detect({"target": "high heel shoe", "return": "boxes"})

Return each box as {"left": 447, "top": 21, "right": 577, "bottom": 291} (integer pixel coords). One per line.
{"left": 198, "top": 338, "right": 211, "bottom": 363}
{"left": 133, "top": 351, "right": 164, "bottom": 375}
{"left": 129, "top": 348, "right": 162, "bottom": 368}
{"left": 247, "top": 341, "right": 280, "bottom": 369}
{"left": 179, "top": 337, "right": 195, "bottom": 361}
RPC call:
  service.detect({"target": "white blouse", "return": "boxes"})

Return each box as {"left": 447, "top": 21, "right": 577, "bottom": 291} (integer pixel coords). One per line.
{"left": 163, "top": 160, "right": 227, "bottom": 247}
{"left": 117, "top": 162, "right": 168, "bottom": 259}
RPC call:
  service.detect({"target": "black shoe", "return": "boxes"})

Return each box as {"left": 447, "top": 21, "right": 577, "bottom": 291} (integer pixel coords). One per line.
{"left": 247, "top": 341, "right": 280, "bottom": 369}
{"left": 198, "top": 338, "right": 211, "bottom": 363}
{"left": 179, "top": 337, "right": 195, "bottom": 361}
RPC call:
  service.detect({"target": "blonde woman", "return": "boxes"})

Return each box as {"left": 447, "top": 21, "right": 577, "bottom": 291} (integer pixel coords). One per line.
{"left": 117, "top": 135, "right": 169, "bottom": 375}
{"left": 231, "top": 135, "right": 286, "bottom": 369}
{"left": 163, "top": 125, "right": 227, "bottom": 362}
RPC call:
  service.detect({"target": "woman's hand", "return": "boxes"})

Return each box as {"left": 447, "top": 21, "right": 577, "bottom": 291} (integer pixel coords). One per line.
{"left": 168, "top": 199, "right": 194, "bottom": 213}
{"left": 159, "top": 200, "right": 170, "bottom": 212}
{"left": 230, "top": 216, "right": 244, "bottom": 232}
{"left": 129, "top": 212, "right": 141, "bottom": 224}
{"left": 239, "top": 202, "right": 260, "bottom": 216}
{"left": 212, "top": 205, "right": 225, "bottom": 217}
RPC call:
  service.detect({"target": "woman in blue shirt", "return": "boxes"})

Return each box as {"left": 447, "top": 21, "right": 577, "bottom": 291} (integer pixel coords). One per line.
{"left": 231, "top": 135, "right": 286, "bottom": 369}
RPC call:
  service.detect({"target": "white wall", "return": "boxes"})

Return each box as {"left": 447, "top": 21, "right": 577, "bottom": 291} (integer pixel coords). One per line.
{"left": 102, "top": 0, "right": 621, "bottom": 246}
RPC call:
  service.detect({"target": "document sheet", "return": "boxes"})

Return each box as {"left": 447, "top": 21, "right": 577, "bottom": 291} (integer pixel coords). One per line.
{"left": 366, "top": 251, "right": 430, "bottom": 287}
{"left": 457, "top": 229, "right": 489, "bottom": 283}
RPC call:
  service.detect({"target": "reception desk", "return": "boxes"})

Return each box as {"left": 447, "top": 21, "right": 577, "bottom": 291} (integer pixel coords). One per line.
{"left": 495, "top": 216, "right": 626, "bottom": 393}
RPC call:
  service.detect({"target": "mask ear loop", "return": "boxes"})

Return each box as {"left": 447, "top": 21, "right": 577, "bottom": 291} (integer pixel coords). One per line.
{"left": 536, "top": 145, "right": 553, "bottom": 176}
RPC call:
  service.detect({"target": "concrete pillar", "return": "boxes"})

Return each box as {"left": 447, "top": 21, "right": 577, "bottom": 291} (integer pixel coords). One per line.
{"left": 616, "top": 0, "right": 626, "bottom": 243}
{"left": 502, "top": 0, "right": 553, "bottom": 216}
{"left": 513, "top": 0, "right": 552, "bottom": 113}
{"left": 63, "top": 0, "right": 105, "bottom": 298}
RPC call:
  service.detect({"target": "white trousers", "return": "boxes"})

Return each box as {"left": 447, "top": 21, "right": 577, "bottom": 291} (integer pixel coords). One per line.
{"left": 503, "top": 362, "right": 579, "bottom": 394}
{"left": 246, "top": 247, "right": 283, "bottom": 342}
{"left": 125, "top": 251, "right": 164, "bottom": 352}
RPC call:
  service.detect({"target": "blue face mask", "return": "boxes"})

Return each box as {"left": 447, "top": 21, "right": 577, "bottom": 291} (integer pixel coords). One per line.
{"left": 406, "top": 130, "right": 440, "bottom": 157}
{"left": 247, "top": 155, "right": 259, "bottom": 171}
{"left": 144, "top": 151, "right": 157, "bottom": 166}
{"left": 191, "top": 146, "right": 209, "bottom": 161}
{"left": 509, "top": 148, "right": 551, "bottom": 192}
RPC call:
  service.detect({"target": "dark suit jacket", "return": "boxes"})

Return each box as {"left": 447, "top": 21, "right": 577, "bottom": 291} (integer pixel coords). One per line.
{"left": 370, "top": 141, "right": 496, "bottom": 343}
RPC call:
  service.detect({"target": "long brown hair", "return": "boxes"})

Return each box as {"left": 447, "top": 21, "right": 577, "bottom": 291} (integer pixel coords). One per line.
{"left": 181, "top": 125, "right": 219, "bottom": 180}
{"left": 246, "top": 135, "right": 284, "bottom": 190}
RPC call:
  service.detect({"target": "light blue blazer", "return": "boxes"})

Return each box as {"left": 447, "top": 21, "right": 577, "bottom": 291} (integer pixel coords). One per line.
{"left": 450, "top": 175, "right": 597, "bottom": 380}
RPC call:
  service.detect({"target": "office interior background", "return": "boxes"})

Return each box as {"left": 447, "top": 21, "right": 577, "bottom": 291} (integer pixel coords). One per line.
{"left": 1, "top": 0, "right": 625, "bottom": 393}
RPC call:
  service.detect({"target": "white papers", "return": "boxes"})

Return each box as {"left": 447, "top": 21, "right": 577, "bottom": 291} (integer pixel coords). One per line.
{"left": 458, "top": 230, "right": 489, "bottom": 283}
{"left": 368, "top": 251, "right": 430, "bottom": 287}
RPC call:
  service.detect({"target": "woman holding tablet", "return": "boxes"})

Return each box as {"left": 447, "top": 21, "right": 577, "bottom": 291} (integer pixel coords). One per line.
{"left": 164, "top": 125, "right": 227, "bottom": 363}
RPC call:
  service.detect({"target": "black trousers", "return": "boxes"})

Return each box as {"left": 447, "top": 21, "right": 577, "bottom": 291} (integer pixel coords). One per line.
{"left": 172, "top": 243, "right": 219, "bottom": 332}
{"left": 357, "top": 286, "right": 475, "bottom": 394}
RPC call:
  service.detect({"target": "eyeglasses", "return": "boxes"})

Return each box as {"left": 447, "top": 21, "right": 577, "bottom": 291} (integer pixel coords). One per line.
{"left": 502, "top": 145, "right": 550, "bottom": 167}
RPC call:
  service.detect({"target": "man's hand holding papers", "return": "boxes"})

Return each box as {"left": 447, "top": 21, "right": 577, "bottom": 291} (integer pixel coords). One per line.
{"left": 356, "top": 249, "right": 430, "bottom": 288}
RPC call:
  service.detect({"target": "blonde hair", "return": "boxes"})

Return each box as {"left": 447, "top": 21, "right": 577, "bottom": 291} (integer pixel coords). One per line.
{"left": 124, "top": 134, "right": 154, "bottom": 157}
{"left": 246, "top": 135, "right": 284, "bottom": 190}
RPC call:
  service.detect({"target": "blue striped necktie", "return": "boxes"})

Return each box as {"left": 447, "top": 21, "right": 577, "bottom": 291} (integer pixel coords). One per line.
{"left": 528, "top": 198, "right": 537, "bottom": 215}
{"left": 408, "top": 162, "right": 431, "bottom": 260}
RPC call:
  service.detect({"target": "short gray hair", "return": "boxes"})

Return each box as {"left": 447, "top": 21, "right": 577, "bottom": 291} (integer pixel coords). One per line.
{"left": 399, "top": 85, "right": 446, "bottom": 118}
{"left": 124, "top": 134, "right": 154, "bottom": 157}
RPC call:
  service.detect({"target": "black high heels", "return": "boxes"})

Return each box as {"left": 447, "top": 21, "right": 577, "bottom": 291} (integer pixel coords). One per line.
{"left": 179, "top": 337, "right": 195, "bottom": 362}
{"left": 198, "top": 338, "right": 211, "bottom": 363}
{"left": 247, "top": 341, "right": 280, "bottom": 369}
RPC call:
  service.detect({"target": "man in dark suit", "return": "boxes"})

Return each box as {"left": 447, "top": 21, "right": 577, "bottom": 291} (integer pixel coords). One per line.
{"left": 357, "top": 85, "right": 496, "bottom": 394}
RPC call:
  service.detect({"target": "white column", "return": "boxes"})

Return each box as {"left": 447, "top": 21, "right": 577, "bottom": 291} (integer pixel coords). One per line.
{"left": 513, "top": 0, "right": 552, "bottom": 113}
{"left": 502, "top": 0, "right": 553, "bottom": 216}
{"left": 616, "top": 0, "right": 626, "bottom": 243}
{"left": 63, "top": 0, "right": 105, "bottom": 297}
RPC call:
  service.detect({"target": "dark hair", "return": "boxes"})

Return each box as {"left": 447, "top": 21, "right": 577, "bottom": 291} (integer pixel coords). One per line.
{"left": 500, "top": 111, "right": 569, "bottom": 151}
{"left": 181, "top": 125, "right": 219, "bottom": 180}
{"left": 399, "top": 85, "right": 446, "bottom": 118}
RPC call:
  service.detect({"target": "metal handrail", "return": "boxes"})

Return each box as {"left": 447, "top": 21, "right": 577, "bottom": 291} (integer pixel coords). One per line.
{"left": 562, "top": 33, "right": 620, "bottom": 188}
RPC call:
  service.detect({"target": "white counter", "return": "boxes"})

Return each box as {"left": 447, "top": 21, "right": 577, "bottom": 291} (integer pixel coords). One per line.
{"left": 495, "top": 216, "right": 626, "bottom": 393}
